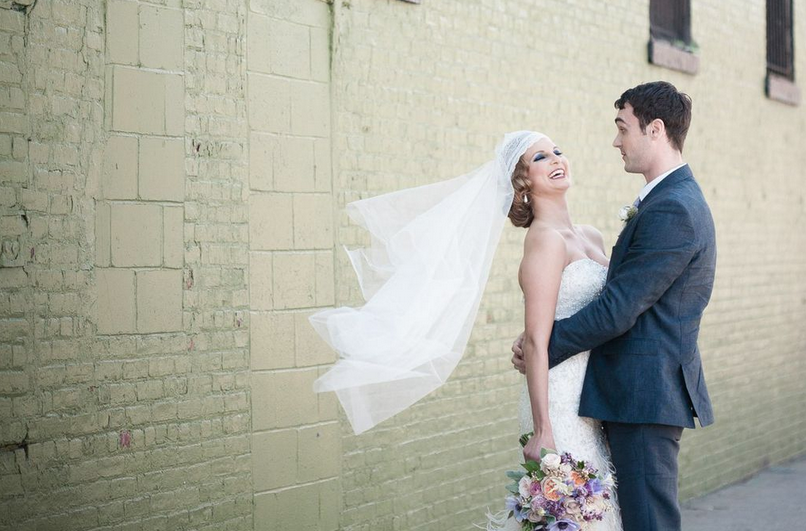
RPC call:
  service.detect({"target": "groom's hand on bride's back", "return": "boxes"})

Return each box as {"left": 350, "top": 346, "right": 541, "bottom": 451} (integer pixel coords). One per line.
{"left": 511, "top": 332, "right": 526, "bottom": 374}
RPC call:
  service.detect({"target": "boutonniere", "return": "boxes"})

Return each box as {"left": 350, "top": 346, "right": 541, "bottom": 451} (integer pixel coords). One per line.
{"left": 618, "top": 205, "right": 638, "bottom": 223}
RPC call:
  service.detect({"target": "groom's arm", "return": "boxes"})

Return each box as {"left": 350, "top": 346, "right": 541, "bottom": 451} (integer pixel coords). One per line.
{"left": 547, "top": 199, "right": 698, "bottom": 367}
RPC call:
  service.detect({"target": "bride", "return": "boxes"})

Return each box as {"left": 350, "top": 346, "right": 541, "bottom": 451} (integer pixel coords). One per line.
{"left": 310, "top": 130, "right": 621, "bottom": 530}
{"left": 487, "top": 132, "right": 622, "bottom": 530}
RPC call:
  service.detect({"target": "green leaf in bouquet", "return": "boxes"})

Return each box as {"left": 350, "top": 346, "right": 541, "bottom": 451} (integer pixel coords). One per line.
{"left": 539, "top": 447, "right": 557, "bottom": 459}
{"left": 506, "top": 470, "right": 526, "bottom": 481}
{"left": 522, "top": 460, "right": 540, "bottom": 473}
{"left": 505, "top": 483, "right": 520, "bottom": 494}
{"left": 519, "top": 432, "right": 533, "bottom": 448}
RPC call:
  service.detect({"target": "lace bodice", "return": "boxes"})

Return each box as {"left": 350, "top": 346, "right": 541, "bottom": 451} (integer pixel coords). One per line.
{"left": 554, "top": 258, "right": 608, "bottom": 319}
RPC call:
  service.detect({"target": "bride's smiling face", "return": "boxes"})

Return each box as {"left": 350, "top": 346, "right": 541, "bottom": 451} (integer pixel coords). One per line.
{"left": 521, "top": 137, "right": 571, "bottom": 195}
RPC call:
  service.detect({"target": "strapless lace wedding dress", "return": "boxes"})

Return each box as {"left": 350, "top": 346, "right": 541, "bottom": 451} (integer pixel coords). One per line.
{"left": 487, "top": 258, "right": 622, "bottom": 531}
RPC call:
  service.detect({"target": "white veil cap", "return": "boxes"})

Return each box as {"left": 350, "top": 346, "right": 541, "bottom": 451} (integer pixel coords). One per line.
{"left": 310, "top": 131, "right": 546, "bottom": 434}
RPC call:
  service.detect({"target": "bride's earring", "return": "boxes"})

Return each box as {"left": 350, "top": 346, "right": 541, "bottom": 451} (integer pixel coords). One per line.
{"left": 523, "top": 194, "right": 529, "bottom": 204}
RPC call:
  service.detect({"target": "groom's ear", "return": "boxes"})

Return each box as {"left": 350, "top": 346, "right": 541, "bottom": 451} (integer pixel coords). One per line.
{"left": 648, "top": 118, "right": 666, "bottom": 140}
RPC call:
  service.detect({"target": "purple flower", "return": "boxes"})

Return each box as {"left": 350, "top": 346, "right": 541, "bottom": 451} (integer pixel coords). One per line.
{"left": 544, "top": 500, "right": 565, "bottom": 518}
{"left": 548, "top": 520, "right": 580, "bottom": 531}
{"left": 507, "top": 499, "right": 530, "bottom": 524}
{"left": 530, "top": 494, "right": 547, "bottom": 511}
{"left": 587, "top": 478, "right": 604, "bottom": 495}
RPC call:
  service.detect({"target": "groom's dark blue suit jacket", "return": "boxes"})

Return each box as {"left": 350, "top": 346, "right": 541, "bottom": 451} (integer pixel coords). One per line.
{"left": 548, "top": 165, "right": 715, "bottom": 428}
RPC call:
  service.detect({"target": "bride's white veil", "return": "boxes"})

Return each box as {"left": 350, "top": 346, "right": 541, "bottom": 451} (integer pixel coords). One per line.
{"left": 310, "top": 131, "right": 546, "bottom": 434}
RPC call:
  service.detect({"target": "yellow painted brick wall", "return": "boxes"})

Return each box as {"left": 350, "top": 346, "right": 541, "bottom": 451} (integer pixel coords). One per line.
{"left": 0, "top": 1, "right": 252, "bottom": 529}
{"left": 246, "top": 1, "right": 341, "bottom": 531}
{"left": 2, "top": 0, "right": 805, "bottom": 530}
{"left": 328, "top": 0, "right": 806, "bottom": 529}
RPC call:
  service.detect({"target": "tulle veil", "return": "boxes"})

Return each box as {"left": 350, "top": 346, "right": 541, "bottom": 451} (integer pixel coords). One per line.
{"left": 310, "top": 131, "right": 545, "bottom": 434}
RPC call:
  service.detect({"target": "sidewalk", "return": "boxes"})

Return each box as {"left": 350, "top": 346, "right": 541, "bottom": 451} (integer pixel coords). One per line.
{"left": 681, "top": 454, "right": 806, "bottom": 530}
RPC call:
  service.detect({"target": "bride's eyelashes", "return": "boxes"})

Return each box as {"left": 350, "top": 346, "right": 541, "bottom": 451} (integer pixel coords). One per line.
{"left": 532, "top": 148, "right": 564, "bottom": 162}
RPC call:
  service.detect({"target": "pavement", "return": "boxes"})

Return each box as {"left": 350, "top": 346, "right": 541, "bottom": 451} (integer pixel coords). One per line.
{"left": 681, "top": 454, "right": 806, "bottom": 530}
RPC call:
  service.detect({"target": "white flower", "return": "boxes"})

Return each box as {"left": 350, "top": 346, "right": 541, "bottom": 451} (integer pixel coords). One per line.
{"left": 519, "top": 476, "right": 533, "bottom": 499}
{"left": 618, "top": 205, "right": 638, "bottom": 223}
{"left": 541, "top": 452, "right": 562, "bottom": 471}
{"left": 564, "top": 499, "right": 583, "bottom": 516}
{"left": 559, "top": 463, "right": 573, "bottom": 475}
{"left": 527, "top": 511, "right": 543, "bottom": 523}
{"left": 587, "top": 497, "right": 610, "bottom": 514}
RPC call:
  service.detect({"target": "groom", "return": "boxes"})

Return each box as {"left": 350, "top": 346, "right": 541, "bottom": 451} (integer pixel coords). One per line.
{"left": 512, "top": 81, "right": 716, "bottom": 531}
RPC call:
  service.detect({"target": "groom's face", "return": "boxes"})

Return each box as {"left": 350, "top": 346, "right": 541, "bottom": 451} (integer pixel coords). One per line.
{"left": 613, "top": 103, "right": 652, "bottom": 174}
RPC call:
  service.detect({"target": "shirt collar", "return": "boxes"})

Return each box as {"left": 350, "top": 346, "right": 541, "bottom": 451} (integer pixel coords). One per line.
{"left": 638, "top": 163, "right": 687, "bottom": 202}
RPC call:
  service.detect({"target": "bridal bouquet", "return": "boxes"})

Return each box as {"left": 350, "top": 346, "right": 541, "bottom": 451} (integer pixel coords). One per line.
{"left": 497, "top": 434, "right": 616, "bottom": 530}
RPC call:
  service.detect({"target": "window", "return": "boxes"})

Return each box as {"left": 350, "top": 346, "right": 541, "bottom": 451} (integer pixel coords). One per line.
{"left": 650, "top": 0, "right": 692, "bottom": 45}
{"left": 767, "top": 0, "right": 794, "bottom": 79}
{"left": 648, "top": 0, "right": 699, "bottom": 75}
{"left": 766, "top": 0, "right": 800, "bottom": 105}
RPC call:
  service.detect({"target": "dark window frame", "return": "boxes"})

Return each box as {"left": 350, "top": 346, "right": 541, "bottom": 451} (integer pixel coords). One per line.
{"left": 647, "top": 0, "right": 699, "bottom": 75}
{"left": 767, "top": 0, "right": 795, "bottom": 80}
{"left": 650, "top": 0, "right": 693, "bottom": 46}
{"left": 766, "top": 0, "right": 800, "bottom": 105}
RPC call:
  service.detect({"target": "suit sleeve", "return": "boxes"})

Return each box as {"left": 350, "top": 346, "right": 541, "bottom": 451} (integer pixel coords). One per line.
{"left": 547, "top": 199, "right": 698, "bottom": 367}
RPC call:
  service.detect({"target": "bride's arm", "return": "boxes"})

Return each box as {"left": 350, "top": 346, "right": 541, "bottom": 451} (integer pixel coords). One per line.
{"left": 520, "top": 229, "right": 566, "bottom": 462}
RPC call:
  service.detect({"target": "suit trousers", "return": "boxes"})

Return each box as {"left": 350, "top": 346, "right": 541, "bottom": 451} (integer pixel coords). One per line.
{"left": 604, "top": 422, "right": 684, "bottom": 531}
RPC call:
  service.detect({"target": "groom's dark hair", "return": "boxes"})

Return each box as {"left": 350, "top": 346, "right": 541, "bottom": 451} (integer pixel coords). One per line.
{"left": 615, "top": 81, "right": 692, "bottom": 152}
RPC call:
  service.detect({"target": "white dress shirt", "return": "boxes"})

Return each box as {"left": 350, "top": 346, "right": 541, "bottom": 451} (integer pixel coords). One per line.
{"left": 637, "top": 163, "right": 687, "bottom": 203}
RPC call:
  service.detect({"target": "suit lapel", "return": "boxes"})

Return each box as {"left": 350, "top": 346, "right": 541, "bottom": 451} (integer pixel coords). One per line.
{"left": 608, "top": 165, "right": 694, "bottom": 280}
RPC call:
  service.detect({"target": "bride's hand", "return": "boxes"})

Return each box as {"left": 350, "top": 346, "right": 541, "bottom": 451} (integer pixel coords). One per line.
{"left": 523, "top": 428, "right": 556, "bottom": 463}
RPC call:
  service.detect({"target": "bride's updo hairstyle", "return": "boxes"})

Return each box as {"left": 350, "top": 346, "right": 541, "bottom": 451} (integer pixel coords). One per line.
{"left": 508, "top": 157, "right": 533, "bottom": 228}
{"left": 495, "top": 130, "right": 545, "bottom": 229}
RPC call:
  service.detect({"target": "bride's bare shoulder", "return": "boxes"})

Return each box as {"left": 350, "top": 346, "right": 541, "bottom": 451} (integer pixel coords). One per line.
{"left": 523, "top": 224, "right": 567, "bottom": 258}
{"left": 519, "top": 226, "right": 568, "bottom": 290}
